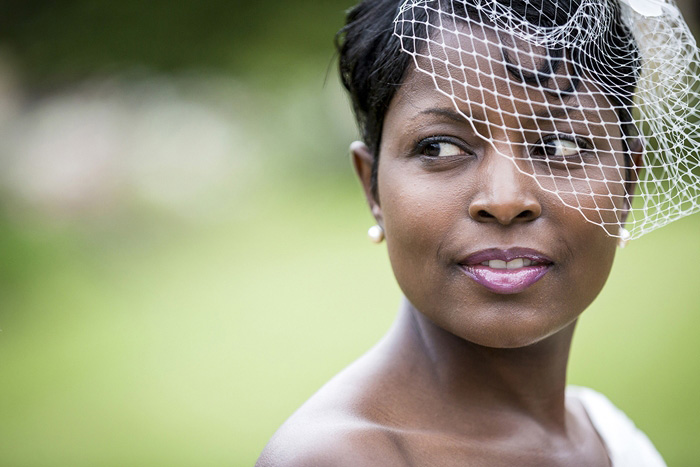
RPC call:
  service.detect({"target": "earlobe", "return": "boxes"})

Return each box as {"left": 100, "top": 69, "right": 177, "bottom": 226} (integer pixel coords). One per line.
{"left": 350, "top": 141, "right": 382, "bottom": 223}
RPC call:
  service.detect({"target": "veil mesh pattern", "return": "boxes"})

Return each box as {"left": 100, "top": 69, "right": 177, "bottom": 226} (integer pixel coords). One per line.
{"left": 393, "top": 0, "right": 700, "bottom": 239}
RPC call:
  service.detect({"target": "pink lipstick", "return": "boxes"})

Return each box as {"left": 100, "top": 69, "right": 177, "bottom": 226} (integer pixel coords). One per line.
{"left": 459, "top": 248, "right": 553, "bottom": 294}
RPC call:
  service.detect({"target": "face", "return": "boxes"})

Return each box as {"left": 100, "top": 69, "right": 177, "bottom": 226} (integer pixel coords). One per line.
{"left": 354, "top": 21, "right": 636, "bottom": 348}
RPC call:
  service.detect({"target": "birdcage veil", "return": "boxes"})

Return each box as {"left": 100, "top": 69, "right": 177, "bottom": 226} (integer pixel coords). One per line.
{"left": 393, "top": 0, "right": 700, "bottom": 240}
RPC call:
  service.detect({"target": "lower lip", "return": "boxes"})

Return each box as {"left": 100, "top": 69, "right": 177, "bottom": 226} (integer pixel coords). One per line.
{"left": 460, "top": 264, "right": 551, "bottom": 294}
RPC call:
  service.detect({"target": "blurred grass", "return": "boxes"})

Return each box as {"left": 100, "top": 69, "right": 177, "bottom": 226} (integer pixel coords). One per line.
{"left": 0, "top": 175, "right": 398, "bottom": 466}
{"left": 0, "top": 172, "right": 699, "bottom": 466}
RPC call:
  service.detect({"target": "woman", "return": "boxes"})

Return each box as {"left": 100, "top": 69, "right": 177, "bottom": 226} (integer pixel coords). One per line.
{"left": 258, "top": 0, "right": 698, "bottom": 465}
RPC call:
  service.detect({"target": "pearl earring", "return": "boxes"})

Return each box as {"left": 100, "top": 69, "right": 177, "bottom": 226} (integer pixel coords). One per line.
{"left": 368, "top": 225, "right": 385, "bottom": 244}
{"left": 618, "top": 227, "right": 631, "bottom": 249}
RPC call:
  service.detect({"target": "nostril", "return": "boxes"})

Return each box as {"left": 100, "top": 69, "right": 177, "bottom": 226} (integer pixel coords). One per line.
{"left": 469, "top": 198, "right": 542, "bottom": 224}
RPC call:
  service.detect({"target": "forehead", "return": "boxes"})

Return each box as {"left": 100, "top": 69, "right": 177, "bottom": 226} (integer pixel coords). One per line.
{"left": 394, "top": 17, "right": 620, "bottom": 130}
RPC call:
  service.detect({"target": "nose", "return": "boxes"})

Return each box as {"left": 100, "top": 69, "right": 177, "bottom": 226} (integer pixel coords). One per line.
{"left": 468, "top": 150, "right": 542, "bottom": 225}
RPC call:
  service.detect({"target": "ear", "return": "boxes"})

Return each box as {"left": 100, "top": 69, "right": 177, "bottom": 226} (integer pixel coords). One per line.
{"left": 622, "top": 137, "right": 645, "bottom": 222}
{"left": 350, "top": 141, "right": 383, "bottom": 225}
{"left": 629, "top": 136, "right": 644, "bottom": 180}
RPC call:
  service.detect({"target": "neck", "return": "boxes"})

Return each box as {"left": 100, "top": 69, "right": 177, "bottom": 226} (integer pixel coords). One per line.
{"left": 387, "top": 297, "right": 576, "bottom": 431}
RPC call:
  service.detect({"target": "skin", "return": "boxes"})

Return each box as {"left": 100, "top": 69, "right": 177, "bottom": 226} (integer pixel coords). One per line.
{"left": 257, "top": 20, "right": 643, "bottom": 467}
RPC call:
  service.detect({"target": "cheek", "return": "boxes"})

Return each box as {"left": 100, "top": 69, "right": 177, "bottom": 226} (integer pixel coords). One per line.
{"left": 538, "top": 163, "right": 630, "bottom": 234}
{"left": 552, "top": 206, "right": 619, "bottom": 306}
{"left": 574, "top": 229, "right": 617, "bottom": 283}
{"left": 378, "top": 163, "right": 466, "bottom": 291}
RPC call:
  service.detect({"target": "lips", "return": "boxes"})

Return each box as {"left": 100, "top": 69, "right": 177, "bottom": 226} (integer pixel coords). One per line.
{"left": 459, "top": 248, "right": 553, "bottom": 294}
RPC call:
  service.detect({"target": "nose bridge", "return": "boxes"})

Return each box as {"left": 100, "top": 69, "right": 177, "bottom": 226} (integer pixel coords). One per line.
{"left": 469, "top": 141, "right": 542, "bottom": 225}
{"left": 485, "top": 142, "right": 523, "bottom": 193}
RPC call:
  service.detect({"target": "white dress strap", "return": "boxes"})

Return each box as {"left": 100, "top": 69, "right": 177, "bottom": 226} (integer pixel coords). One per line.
{"left": 567, "top": 386, "right": 667, "bottom": 467}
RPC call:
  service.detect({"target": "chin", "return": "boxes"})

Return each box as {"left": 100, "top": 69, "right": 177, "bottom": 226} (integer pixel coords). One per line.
{"left": 424, "top": 300, "right": 582, "bottom": 350}
{"left": 471, "top": 324, "right": 573, "bottom": 349}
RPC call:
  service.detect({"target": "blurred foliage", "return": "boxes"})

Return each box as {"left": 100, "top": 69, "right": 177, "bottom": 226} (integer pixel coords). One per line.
{"left": 0, "top": 0, "right": 352, "bottom": 87}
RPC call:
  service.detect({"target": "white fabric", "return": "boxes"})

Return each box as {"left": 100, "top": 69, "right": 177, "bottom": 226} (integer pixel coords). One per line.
{"left": 568, "top": 386, "right": 667, "bottom": 467}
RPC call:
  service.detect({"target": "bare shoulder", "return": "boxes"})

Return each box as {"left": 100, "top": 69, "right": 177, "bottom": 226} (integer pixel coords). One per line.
{"left": 256, "top": 348, "right": 413, "bottom": 467}
{"left": 255, "top": 408, "right": 406, "bottom": 467}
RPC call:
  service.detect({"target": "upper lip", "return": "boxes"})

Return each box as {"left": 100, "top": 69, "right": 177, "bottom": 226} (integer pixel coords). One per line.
{"left": 460, "top": 248, "right": 554, "bottom": 266}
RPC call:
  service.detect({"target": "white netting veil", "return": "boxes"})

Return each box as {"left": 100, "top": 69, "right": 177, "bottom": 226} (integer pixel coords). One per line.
{"left": 393, "top": 0, "right": 700, "bottom": 239}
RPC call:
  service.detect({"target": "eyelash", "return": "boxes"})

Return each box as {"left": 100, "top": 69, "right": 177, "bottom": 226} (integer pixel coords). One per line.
{"left": 414, "top": 134, "right": 594, "bottom": 161}
{"left": 414, "top": 136, "right": 473, "bottom": 159}
{"left": 531, "top": 135, "right": 594, "bottom": 161}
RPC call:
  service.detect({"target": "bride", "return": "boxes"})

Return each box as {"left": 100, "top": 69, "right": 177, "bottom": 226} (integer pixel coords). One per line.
{"left": 258, "top": 0, "right": 699, "bottom": 464}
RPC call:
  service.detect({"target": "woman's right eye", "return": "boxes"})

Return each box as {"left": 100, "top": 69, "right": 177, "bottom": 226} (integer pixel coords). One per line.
{"left": 421, "top": 141, "right": 466, "bottom": 158}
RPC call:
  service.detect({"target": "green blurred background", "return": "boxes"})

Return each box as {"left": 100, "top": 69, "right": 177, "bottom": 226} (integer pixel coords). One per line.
{"left": 0, "top": 1, "right": 698, "bottom": 466}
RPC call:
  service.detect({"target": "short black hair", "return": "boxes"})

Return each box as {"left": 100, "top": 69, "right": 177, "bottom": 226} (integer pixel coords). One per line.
{"left": 336, "top": 0, "right": 641, "bottom": 194}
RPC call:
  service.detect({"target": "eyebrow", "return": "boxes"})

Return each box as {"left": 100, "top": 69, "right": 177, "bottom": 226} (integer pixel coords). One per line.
{"left": 417, "top": 108, "right": 466, "bottom": 123}
{"left": 417, "top": 105, "right": 588, "bottom": 123}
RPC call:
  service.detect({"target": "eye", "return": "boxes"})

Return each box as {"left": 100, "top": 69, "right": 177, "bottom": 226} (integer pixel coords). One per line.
{"left": 420, "top": 140, "right": 467, "bottom": 158}
{"left": 532, "top": 135, "right": 590, "bottom": 160}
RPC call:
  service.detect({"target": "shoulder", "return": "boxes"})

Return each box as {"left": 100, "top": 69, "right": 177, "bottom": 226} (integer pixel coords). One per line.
{"left": 567, "top": 386, "right": 667, "bottom": 467}
{"left": 257, "top": 341, "right": 417, "bottom": 466}
{"left": 255, "top": 409, "right": 407, "bottom": 467}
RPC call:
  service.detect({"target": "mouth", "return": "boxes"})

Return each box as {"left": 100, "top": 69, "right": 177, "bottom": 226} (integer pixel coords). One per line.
{"left": 459, "top": 248, "right": 553, "bottom": 295}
